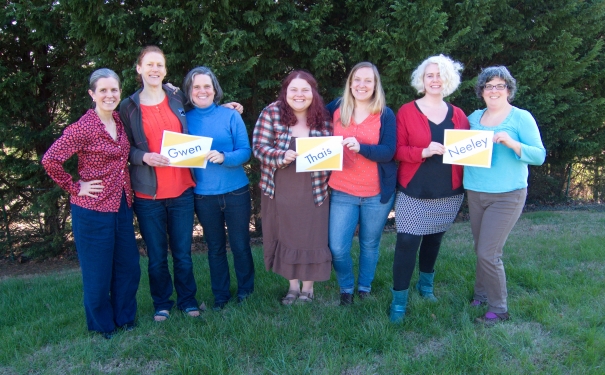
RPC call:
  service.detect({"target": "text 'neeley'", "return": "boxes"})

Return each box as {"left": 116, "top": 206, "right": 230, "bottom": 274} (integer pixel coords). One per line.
{"left": 443, "top": 129, "right": 494, "bottom": 168}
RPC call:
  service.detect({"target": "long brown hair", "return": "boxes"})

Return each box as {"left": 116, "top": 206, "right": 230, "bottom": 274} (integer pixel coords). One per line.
{"left": 276, "top": 70, "right": 329, "bottom": 130}
{"left": 339, "top": 62, "right": 385, "bottom": 127}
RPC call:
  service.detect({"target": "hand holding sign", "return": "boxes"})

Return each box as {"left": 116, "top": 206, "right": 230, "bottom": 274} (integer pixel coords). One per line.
{"left": 283, "top": 150, "right": 298, "bottom": 166}
{"left": 206, "top": 150, "right": 225, "bottom": 164}
{"left": 143, "top": 152, "right": 170, "bottom": 167}
{"left": 422, "top": 142, "right": 446, "bottom": 158}
{"left": 493, "top": 131, "right": 522, "bottom": 157}
{"left": 343, "top": 137, "right": 360, "bottom": 153}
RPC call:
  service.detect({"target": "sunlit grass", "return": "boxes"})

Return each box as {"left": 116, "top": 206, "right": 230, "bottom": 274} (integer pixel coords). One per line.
{"left": 1, "top": 211, "right": 604, "bottom": 374}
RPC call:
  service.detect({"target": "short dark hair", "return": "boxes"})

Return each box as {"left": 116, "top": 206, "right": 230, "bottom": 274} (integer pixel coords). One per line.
{"left": 89, "top": 68, "right": 121, "bottom": 91}
{"left": 182, "top": 66, "right": 224, "bottom": 106}
{"left": 475, "top": 66, "right": 518, "bottom": 102}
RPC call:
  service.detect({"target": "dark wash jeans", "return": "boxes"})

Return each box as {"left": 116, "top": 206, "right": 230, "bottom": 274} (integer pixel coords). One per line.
{"left": 134, "top": 187, "right": 198, "bottom": 312}
{"left": 194, "top": 185, "right": 255, "bottom": 304}
{"left": 71, "top": 192, "right": 140, "bottom": 334}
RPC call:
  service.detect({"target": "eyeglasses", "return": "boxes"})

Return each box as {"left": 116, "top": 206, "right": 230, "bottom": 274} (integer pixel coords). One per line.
{"left": 483, "top": 84, "right": 507, "bottom": 91}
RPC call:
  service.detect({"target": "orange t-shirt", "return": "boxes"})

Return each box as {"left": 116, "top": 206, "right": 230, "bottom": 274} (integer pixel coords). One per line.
{"left": 329, "top": 108, "right": 380, "bottom": 197}
{"left": 136, "top": 97, "right": 195, "bottom": 199}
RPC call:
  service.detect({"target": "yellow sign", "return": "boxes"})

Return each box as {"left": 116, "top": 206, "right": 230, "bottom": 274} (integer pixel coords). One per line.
{"left": 443, "top": 130, "right": 493, "bottom": 168}
{"left": 160, "top": 130, "right": 213, "bottom": 168}
{"left": 295, "top": 136, "right": 343, "bottom": 172}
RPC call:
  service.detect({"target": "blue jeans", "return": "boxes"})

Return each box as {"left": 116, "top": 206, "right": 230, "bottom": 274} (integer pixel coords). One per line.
{"left": 329, "top": 190, "right": 394, "bottom": 294}
{"left": 134, "top": 188, "right": 198, "bottom": 312}
{"left": 71, "top": 193, "right": 140, "bottom": 334}
{"left": 194, "top": 186, "right": 254, "bottom": 304}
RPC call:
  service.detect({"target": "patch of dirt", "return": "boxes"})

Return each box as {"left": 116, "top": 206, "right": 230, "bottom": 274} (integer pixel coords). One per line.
{"left": 0, "top": 253, "right": 80, "bottom": 279}
{"left": 1, "top": 232, "right": 265, "bottom": 279}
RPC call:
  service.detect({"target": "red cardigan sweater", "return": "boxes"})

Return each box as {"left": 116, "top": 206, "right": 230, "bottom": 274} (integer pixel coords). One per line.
{"left": 395, "top": 101, "right": 470, "bottom": 190}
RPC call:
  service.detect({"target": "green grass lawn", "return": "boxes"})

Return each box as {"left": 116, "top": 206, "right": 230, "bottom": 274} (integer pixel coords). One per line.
{"left": 1, "top": 211, "right": 604, "bottom": 374}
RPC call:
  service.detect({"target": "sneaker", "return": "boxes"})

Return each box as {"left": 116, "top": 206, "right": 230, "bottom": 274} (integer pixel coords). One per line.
{"left": 475, "top": 311, "right": 510, "bottom": 325}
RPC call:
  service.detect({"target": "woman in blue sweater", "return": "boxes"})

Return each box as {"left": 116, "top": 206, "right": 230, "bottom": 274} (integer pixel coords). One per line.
{"left": 465, "top": 66, "right": 545, "bottom": 324}
{"left": 183, "top": 66, "right": 254, "bottom": 311}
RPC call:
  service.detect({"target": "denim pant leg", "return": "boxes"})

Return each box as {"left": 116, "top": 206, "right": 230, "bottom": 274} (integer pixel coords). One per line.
{"left": 224, "top": 187, "right": 254, "bottom": 299}
{"left": 166, "top": 188, "right": 198, "bottom": 310}
{"left": 134, "top": 196, "right": 174, "bottom": 311}
{"left": 71, "top": 204, "right": 116, "bottom": 334}
{"left": 110, "top": 194, "right": 141, "bottom": 327}
{"left": 195, "top": 193, "right": 232, "bottom": 304}
{"left": 357, "top": 193, "right": 394, "bottom": 292}
{"left": 329, "top": 190, "right": 361, "bottom": 294}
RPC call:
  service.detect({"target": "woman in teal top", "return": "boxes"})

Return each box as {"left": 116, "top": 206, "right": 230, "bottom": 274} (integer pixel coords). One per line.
{"left": 464, "top": 66, "right": 545, "bottom": 324}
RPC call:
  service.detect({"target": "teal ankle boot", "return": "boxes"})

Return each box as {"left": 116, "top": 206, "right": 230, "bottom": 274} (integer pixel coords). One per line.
{"left": 389, "top": 288, "right": 408, "bottom": 323}
{"left": 416, "top": 271, "right": 438, "bottom": 302}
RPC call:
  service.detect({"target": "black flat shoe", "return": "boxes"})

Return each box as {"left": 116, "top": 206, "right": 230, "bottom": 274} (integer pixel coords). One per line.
{"left": 340, "top": 293, "right": 354, "bottom": 306}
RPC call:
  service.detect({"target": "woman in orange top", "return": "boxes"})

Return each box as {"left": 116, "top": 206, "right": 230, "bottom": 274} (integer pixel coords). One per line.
{"left": 119, "top": 46, "right": 241, "bottom": 321}
{"left": 325, "top": 62, "right": 397, "bottom": 305}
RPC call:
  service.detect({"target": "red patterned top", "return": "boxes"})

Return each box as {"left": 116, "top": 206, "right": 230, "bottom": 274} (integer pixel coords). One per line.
{"left": 42, "top": 109, "right": 133, "bottom": 212}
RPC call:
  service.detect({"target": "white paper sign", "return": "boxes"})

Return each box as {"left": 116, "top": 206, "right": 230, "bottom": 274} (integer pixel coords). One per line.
{"left": 295, "top": 136, "right": 343, "bottom": 172}
{"left": 443, "top": 130, "right": 494, "bottom": 168}
{"left": 160, "top": 130, "right": 213, "bottom": 168}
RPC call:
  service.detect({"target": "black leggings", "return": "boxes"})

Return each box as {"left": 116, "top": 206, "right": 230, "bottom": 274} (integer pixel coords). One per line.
{"left": 392, "top": 231, "right": 445, "bottom": 291}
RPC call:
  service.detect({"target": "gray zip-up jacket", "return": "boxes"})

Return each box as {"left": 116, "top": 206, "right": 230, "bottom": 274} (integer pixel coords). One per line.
{"left": 119, "top": 84, "right": 194, "bottom": 197}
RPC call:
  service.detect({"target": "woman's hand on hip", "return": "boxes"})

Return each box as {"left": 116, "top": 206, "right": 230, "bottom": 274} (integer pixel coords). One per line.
{"left": 343, "top": 137, "right": 360, "bottom": 153}
{"left": 78, "top": 180, "right": 104, "bottom": 198}
{"left": 206, "top": 150, "right": 225, "bottom": 164}
{"left": 143, "top": 152, "right": 170, "bottom": 167}
{"left": 422, "top": 142, "right": 445, "bottom": 158}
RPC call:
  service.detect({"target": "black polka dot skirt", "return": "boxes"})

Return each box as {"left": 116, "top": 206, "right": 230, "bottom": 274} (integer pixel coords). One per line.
{"left": 395, "top": 191, "right": 464, "bottom": 235}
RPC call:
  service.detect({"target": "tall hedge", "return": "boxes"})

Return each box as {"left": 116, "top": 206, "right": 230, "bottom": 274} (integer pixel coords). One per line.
{"left": 2, "top": 0, "right": 604, "bottom": 256}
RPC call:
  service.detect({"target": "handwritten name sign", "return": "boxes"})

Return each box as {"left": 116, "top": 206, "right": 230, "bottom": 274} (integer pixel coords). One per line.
{"left": 295, "top": 136, "right": 343, "bottom": 172}
{"left": 443, "top": 129, "right": 494, "bottom": 168}
{"left": 160, "top": 130, "right": 213, "bottom": 168}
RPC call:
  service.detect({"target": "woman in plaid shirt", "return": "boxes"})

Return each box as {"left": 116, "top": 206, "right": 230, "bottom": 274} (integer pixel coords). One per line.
{"left": 253, "top": 70, "right": 332, "bottom": 305}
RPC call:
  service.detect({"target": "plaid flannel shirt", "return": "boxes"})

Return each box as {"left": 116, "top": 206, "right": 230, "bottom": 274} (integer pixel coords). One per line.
{"left": 252, "top": 102, "right": 332, "bottom": 206}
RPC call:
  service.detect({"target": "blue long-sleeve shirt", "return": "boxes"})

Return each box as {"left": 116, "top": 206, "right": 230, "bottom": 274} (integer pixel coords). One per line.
{"left": 186, "top": 104, "right": 250, "bottom": 195}
{"left": 464, "top": 106, "right": 546, "bottom": 193}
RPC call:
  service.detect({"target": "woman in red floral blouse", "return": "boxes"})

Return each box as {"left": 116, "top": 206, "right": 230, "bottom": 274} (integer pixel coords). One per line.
{"left": 42, "top": 68, "right": 140, "bottom": 339}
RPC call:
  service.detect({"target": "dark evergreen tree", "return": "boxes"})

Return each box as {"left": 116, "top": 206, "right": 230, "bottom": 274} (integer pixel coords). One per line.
{"left": 0, "top": 1, "right": 89, "bottom": 255}
{"left": 3, "top": 0, "right": 605, "bottom": 255}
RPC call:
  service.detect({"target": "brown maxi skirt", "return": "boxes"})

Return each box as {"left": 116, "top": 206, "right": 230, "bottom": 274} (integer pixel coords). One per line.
{"left": 261, "top": 140, "right": 332, "bottom": 281}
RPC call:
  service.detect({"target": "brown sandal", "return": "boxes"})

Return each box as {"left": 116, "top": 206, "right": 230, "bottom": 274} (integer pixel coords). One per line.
{"left": 281, "top": 290, "right": 299, "bottom": 305}
{"left": 297, "top": 291, "right": 314, "bottom": 303}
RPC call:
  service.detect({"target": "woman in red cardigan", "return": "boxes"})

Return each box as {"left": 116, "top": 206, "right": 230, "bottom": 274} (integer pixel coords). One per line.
{"left": 390, "top": 55, "right": 469, "bottom": 323}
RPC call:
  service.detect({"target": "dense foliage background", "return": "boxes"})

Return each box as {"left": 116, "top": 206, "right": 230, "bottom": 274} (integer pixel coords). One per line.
{"left": 2, "top": 0, "right": 605, "bottom": 257}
